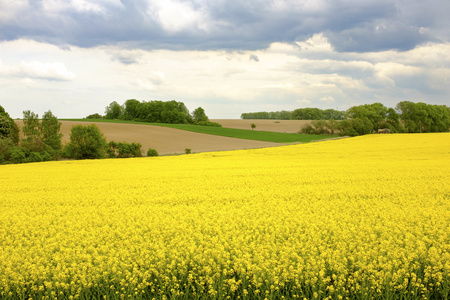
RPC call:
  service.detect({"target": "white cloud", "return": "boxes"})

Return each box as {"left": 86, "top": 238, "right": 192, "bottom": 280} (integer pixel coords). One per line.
{"left": 296, "top": 33, "right": 334, "bottom": 52}
{"left": 0, "top": 0, "right": 28, "bottom": 22}
{"left": 137, "top": 71, "right": 166, "bottom": 90}
{"left": 263, "top": 83, "right": 296, "bottom": 89}
{"left": 374, "top": 62, "right": 421, "bottom": 77}
{"left": 0, "top": 58, "right": 75, "bottom": 81}
{"left": 20, "top": 61, "right": 75, "bottom": 81}
{"left": 426, "top": 68, "right": 450, "bottom": 92}
{"left": 0, "top": 59, "right": 19, "bottom": 76}
{"left": 297, "top": 99, "right": 312, "bottom": 104}
{"left": 42, "top": 0, "right": 104, "bottom": 14}
{"left": 148, "top": 0, "right": 209, "bottom": 32}
{"left": 20, "top": 78, "right": 38, "bottom": 88}
{"left": 320, "top": 96, "right": 335, "bottom": 103}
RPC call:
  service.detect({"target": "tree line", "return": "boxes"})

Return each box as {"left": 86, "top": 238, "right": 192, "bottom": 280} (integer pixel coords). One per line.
{"left": 300, "top": 101, "right": 450, "bottom": 136}
{"left": 0, "top": 105, "right": 158, "bottom": 165}
{"left": 241, "top": 108, "right": 346, "bottom": 120}
{"left": 240, "top": 110, "right": 293, "bottom": 120}
{"left": 91, "top": 99, "right": 221, "bottom": 127}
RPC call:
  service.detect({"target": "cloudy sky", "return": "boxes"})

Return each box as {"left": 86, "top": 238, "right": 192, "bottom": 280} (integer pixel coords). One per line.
{"left": 1, "top": 0, "right": 449, "bottom": 119}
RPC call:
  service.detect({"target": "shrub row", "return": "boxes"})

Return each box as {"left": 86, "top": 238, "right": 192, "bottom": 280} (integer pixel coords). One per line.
{"left": 0, "top": 106, "right": 160, "bottom": 165}
{"left": 300, "top": 101, "right": 450, "bottom": 136}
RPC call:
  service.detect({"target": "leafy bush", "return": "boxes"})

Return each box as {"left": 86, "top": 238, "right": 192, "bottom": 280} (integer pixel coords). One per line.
{"left": 41, "top": 151, "right": 53, "bottom": 162}
{"left": 185, "top": 148, "right": 191, "bottom": 154}
{"left": 9, "top": 147, "right": 26, "bottom": 164}
{"left": 0, "top": 113, "right": 19, "bottom": 144}
{"left": 27, "top": 152, "right": 43, "bottom": 163}
{"left": 147, "top": 148, "right": 159, "bottom": 157}
{"left": 351, "top": 117, "right": 373, "bottom": 135}
{"left": 41, "top": 111, "right": 63, "bottom": 151}
{"left": 64, "top": 124, "right": 108, "bottom": 160}
{"left": 300, "top": 125, "right": 316, "bottom": 134}
{"left": 0, "top": 138, "right": 14, "bottom": 163}
{"left": 197, "top": 121, "right": 222, "bottom": 127}
{"left": 300, "top": 120, "right": 334, "bottom": 134}
{"left": 86, "top": 113, "right": 103, "bottom": 119}
{"left": 108, "top": 141, "right": 143, "bottom": 158}
{"left": 20, "top": 138, "right": 47, "bottom": 154}
{"left": 192, "top": 107, "right": 209, "bottom": 123}
{"left": 337, "top": 119, "right": 358, "bottom": 136}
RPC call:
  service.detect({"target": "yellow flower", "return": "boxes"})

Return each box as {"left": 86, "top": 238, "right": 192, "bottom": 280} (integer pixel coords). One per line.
{"left": 0, "top": 133, "right": 448, "bottom": 299}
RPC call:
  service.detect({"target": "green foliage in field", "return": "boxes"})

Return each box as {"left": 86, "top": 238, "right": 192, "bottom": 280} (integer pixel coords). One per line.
{"left": 107, "top": 141, "right": 143, "bottom": 158}
{"left": 0, "top": 110, "right": 63, "bottom": 164}
{"left": 0, "top": 105, "right": 20, "bottom": 145}
{"left": 64, "top": 124, "right": 109, "bottom": 159}
{"left": 146, "top": 148, "right": 159, "bottom": 157}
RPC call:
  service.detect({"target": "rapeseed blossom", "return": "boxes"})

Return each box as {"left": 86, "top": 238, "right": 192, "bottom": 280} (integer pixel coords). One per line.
{"left": 0, "top": 133, "right": 449, "bottom": 299}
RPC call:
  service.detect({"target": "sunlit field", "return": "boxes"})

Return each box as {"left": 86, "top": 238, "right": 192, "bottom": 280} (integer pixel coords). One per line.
{"left": 1, "top": 133, "right": 449, "bottom": 300}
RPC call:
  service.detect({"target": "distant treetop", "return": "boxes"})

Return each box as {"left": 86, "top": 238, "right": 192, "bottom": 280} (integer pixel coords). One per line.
{"left": 104, "top": 99, "right": 193, "bottom": 124}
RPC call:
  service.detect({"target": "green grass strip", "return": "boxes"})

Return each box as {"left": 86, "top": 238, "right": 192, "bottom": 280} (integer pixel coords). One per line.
{"left": 61, "top": 119, "right": 337, "bottom": 143}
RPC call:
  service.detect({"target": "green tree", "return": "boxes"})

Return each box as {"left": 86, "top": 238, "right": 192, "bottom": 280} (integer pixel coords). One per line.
{"left": 427, "top": 105, "right": 450, "bottom": 132}
{"left": 147, "top": 148, "right": 159, "bottom": 157}
{"left": 346, "top": 103, "right": 388, "bottom": 131}
{"left": 384, "top": 108, "right": 403, "bottom": 132}
{"left": 337, "top": 119, "right": 358, "bottom": 136}
{"left": 0, "top": 138, "right": 14, "bottom": 163}
{"left": 21, "top": 110, "right": 63, "bottom": 158}
{"left": 278, "top": 110, "right": 292, "bottom": 120}
{"left": 122, "top": 99, "right": 141, "bottom": 120}
{"left": 323, "top": 109, "right": 345, "bottom": 120}
{"left": 41, "top": 110, "right": 63, "bottom": 151}
{"left": 395, "top": 101, "right": 420, "bottom": 133}
{"left": 353, "top": 117, "right": 373, "bottom": 135}
{"left": 291, "top": 108, "right": 323, "bottom": 120}
{"left": 251, "top": 123, "right": 256, "bottom": 130}
{"left": 162, "top": 101, "right": 192, "bottom": 124}
{"left": 396, "top": 102, "right": 450, "bottom": 133}
{"left": 21, "top": 110, "right": 41, "bottom": 143}
{"left": 241, "top": 112, "right": 270, "bottom": 119}
{"left": 65, "top": 124, "right": 108, "bottom": 159}
{"left": 0, "top": 114, "right": 19, "bottom": 144}
{"left": 0, "top": 105, "right": 19, "bottom": 144}
{"left": 20, "top": 110, "right": 47, "bottom": 155}
{"left": 192, "top": 107, "right": 209, "bottom": 123}
{"left": 105, "top": 101, "right": 122, "bottom": 119}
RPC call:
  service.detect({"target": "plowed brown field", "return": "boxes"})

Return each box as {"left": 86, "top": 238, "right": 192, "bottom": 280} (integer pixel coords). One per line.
{"left": 15, "top": 120, "right": 310, "bottom": 155}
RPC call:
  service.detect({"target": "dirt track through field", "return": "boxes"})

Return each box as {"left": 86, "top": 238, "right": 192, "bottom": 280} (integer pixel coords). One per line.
{"left": 15, "top": 120, "right": 298, "bottom": 155}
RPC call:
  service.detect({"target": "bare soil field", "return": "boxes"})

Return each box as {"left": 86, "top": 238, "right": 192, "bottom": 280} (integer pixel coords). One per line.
{"left": 211, "top": 119, "right": 311, "bottom": 133}
{"left": 15, "top": 120, "right": 295, "bottom": 155}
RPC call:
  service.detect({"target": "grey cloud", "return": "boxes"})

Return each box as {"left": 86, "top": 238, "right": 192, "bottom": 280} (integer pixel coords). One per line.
{"left": 0, "top": 0, "right": 448, "bottom": 53}
{"left": 108, "top": 49, "right": 144, "bottom": 65}
{"left": 249, "top": 54, "right": 259, "bottom": 62}
{"left": 325, "top": 21, "right": 431, "bottom": 52}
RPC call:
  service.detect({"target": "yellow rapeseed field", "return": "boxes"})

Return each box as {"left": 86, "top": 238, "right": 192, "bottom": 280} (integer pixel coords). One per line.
{"left": 1, "top": 133, "right": 449, "bottom": 300}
